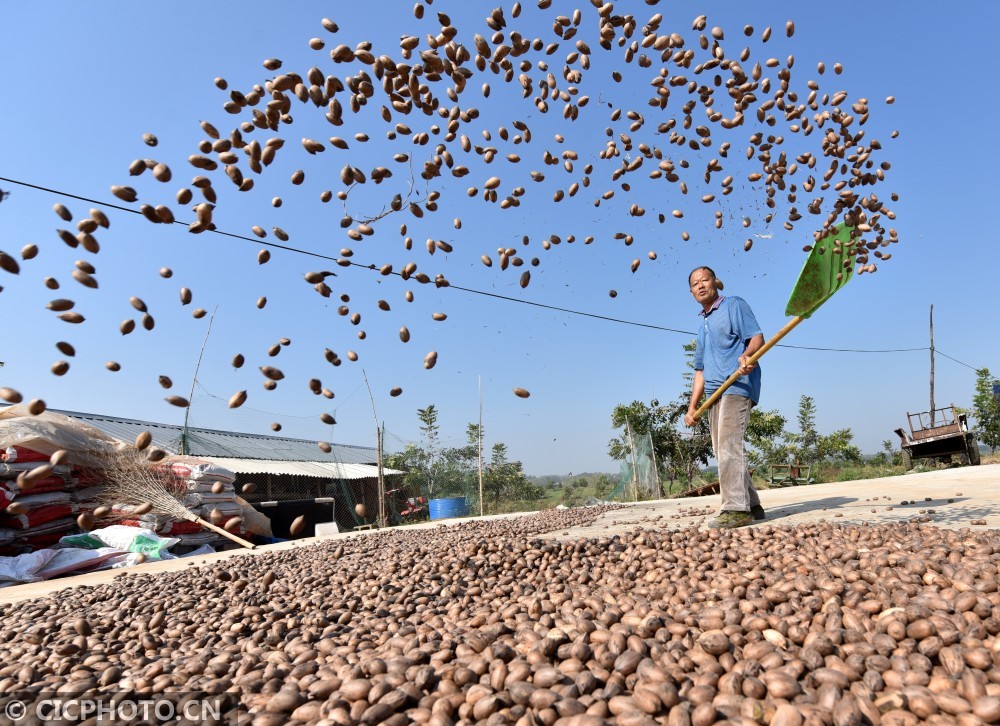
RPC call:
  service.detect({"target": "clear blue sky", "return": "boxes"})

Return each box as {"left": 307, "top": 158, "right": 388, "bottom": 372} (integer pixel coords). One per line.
{"left": 1, "top": 1, "right": 996, "bottom": 475}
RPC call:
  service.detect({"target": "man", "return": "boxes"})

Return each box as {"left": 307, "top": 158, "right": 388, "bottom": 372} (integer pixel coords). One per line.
{"left": 683, "top": 266, "right": 765, "bottom": 528}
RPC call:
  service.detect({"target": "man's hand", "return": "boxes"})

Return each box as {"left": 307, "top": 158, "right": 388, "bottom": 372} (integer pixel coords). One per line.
{"left": 684, "top": 409, "right": 697, "bottom": 427}
{"left": 738, "top": 334, "right": 764, "bottom": 375}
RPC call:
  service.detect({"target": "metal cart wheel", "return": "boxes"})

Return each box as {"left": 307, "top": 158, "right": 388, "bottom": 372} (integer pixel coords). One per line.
{"left": 968, "top": 435, "right": 982, "bottom": 466}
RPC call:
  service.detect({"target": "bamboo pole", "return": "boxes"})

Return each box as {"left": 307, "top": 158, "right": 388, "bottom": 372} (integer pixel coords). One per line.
{"left": 361, "top": 370, "right": 386, "bottom": 528}
{"left": 181, "top": 305, "right": 218, "bottom": 454}
{"left": 375, "top": 426, "right": 385, "bottom": 527}
{"left": 379, "top": 422, "right": 386, "bottom": 526}
{"left": 187, "top": 514, "right": 256, "bottom": 549}
{"left": 625, "top": 416, "right": 640, "bottom": 502}
{"left": 648, "top": 432, "right": 663, "bottom": 497}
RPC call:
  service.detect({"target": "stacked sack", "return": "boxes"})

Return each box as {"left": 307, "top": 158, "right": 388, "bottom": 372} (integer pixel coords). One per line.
{"left": 0, "top": 446, "right": 80, "bottom": 555}
{"left": 109, "top": 456, "right": 249, "bottom": 548}
{"left": 70, "top": 466, "right": 103, "bottom": 522}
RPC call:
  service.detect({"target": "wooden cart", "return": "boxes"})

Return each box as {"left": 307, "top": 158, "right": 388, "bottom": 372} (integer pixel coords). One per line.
{"left": 768, "top": 462, "right": 813, "bottom": 487}
{"left": 894, "top": 404, "right": 980, "bottom": 469}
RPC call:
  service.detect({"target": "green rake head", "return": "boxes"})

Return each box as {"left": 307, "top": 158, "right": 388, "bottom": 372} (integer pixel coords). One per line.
{"left": 785, "top": 224, "right": 856, "bottom": 318}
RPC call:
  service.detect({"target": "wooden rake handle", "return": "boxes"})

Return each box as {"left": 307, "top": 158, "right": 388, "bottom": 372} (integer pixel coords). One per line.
{"left": 193, "top": 516, "right": 257, "bottom": 549}
{"left": 692, "top": 316, "right": 805, "bottom": 421}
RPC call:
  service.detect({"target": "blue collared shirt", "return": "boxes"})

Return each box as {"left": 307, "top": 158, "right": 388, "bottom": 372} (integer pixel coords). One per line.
{"left": 694, "top": 295, "right": 762, "bottom": 404}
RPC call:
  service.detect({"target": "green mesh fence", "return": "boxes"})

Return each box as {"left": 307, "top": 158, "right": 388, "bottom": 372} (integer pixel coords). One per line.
{"left": 608, "top": 431, "right": 662, "bottom": 502}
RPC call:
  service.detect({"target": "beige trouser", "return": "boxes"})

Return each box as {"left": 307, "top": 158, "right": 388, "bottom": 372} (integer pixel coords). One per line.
{"left": 708, "top": 393, "right": 761, "bottom": 513}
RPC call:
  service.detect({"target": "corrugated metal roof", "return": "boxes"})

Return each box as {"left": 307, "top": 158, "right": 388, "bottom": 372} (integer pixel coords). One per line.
{"left": 198, "top": 457, "right": 403, "bottom": 480}
{"left": 23, "top": 407, "right": 380, "bottom": 464}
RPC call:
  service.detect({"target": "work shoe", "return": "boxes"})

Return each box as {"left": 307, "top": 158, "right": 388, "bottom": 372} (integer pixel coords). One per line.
{"left": 709, "top": 511, "right": 753, "bottom": 529}
{"left": 751, "top": 504, "right": 766, "bottom": 520}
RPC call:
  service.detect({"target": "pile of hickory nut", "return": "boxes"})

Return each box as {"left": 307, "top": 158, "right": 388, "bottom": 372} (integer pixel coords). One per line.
{"left": 1, "top": 507, "right": 999, "bottom": 725}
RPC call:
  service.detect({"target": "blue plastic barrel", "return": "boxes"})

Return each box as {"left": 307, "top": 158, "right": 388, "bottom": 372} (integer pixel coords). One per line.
{"left": 428, "top": 496, "right": 470, "bottom": 520}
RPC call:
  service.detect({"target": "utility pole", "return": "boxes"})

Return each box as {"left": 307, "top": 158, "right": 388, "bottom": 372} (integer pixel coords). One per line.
{"left": 478, "top": 375, "right": 484, "bottom": 517}
{"left": 379, "top": 422, "right": 386, "bottom": 527}
{"left": 930, "top": 304, "right": 936, "bottom": 426}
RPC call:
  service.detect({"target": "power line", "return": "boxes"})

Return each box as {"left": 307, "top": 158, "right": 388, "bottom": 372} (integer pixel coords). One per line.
{"left": 0, "top": 176, "right": 986, "bottom": 365}
{"left": 0, "top": 176, "right": 696, "bottom": 335}
{"left": 775, "top": 344, "right": 980, "bottom": 370}
{"left": 435, "top": 283, "right": 695, "bottom": 334}
{"left": 0, "top": 176, "right": 344, "bottom": 263}
{"left": 935, "top": 350, "right": 980, "bottom": 371}
{"left": 779, "top": 344, "right": 926, "bottom": 353}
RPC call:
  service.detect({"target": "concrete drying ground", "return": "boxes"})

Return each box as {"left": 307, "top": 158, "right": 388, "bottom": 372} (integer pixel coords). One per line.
{"left": 2, "top": 463, "right": 997, "bottom": 605}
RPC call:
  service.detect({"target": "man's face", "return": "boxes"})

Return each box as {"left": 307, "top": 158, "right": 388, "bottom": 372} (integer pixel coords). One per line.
{"left": 689, "top": 269, "right": 719, "bottom": 308}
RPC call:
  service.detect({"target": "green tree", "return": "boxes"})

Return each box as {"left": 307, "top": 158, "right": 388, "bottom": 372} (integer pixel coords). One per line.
{"left": 389, "top": 409, "right": 538, "bottom": 511}
{"left": 389, "top": 406, "right": 474, "bottom": 500}
{"left": 608, "top": 341, "right": 714, "bottom": 492}
{"left": 595, "top": 474, "right": 615, "bottom": 499}
{"left": 679, "top": 340, "right": 698, "bottom": 386}
{"left": 972, "top": 368, "right": 1000, "bottom": 453}
{"left": 787, "top": 395, "right": 820, "bottom": 464}
{"left": 482, "top": 442, "right": 540, "bottom": 511}
{"left": 745, "top": 396, "right": 872, "bottom": 476}
{"left": 431, "top": 422, "right": 485, "bottom": 499}
{"left": 872, "top": 439, "right": 900, "bottom": 466}
{"left": 608, "top": 399, "right": 670, "bottom": 463}
{"left": 817, "top": 428, "right": 863, "bottom": 463}
{"left": 416, "top": 404, "right": 440, "bottom": 497}
{"left": 434, "top": 444, "right": 475, "bottom": 498}
{"left": 466, "top": 422, "right": 483, "bottom": 448}
{"left": 384, "top": 441, "right": 430, "bottom": 497}
{"left": 561, "top": 477, "right": 588, "bottom": 506}
{"left": 609, "top": 400, "right": 711, "bottom": 492}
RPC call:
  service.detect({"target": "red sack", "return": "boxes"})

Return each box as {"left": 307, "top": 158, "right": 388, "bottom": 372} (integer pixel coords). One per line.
{"left": 1, "top": 446, "right": 50, "bottom": 463}
{"left": 156, "top": 519, "right": 203, "bottom": 535}
{"left": 19, "top": 529, "right": 74, "bottom": 549}
{"left": 0, "top": 504, "right": 74, "bottom": 530}
{"left": 0, "top": 481, "right": 13, "bottom": 511}
{"left": 13, "top": 516, "right": 79, "bottom": 552}
{"left": 18, "top": 516, "right": 77, "bottom": 536}
{"left": 14, "top": 475, "right": 72, "bottom": 495}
